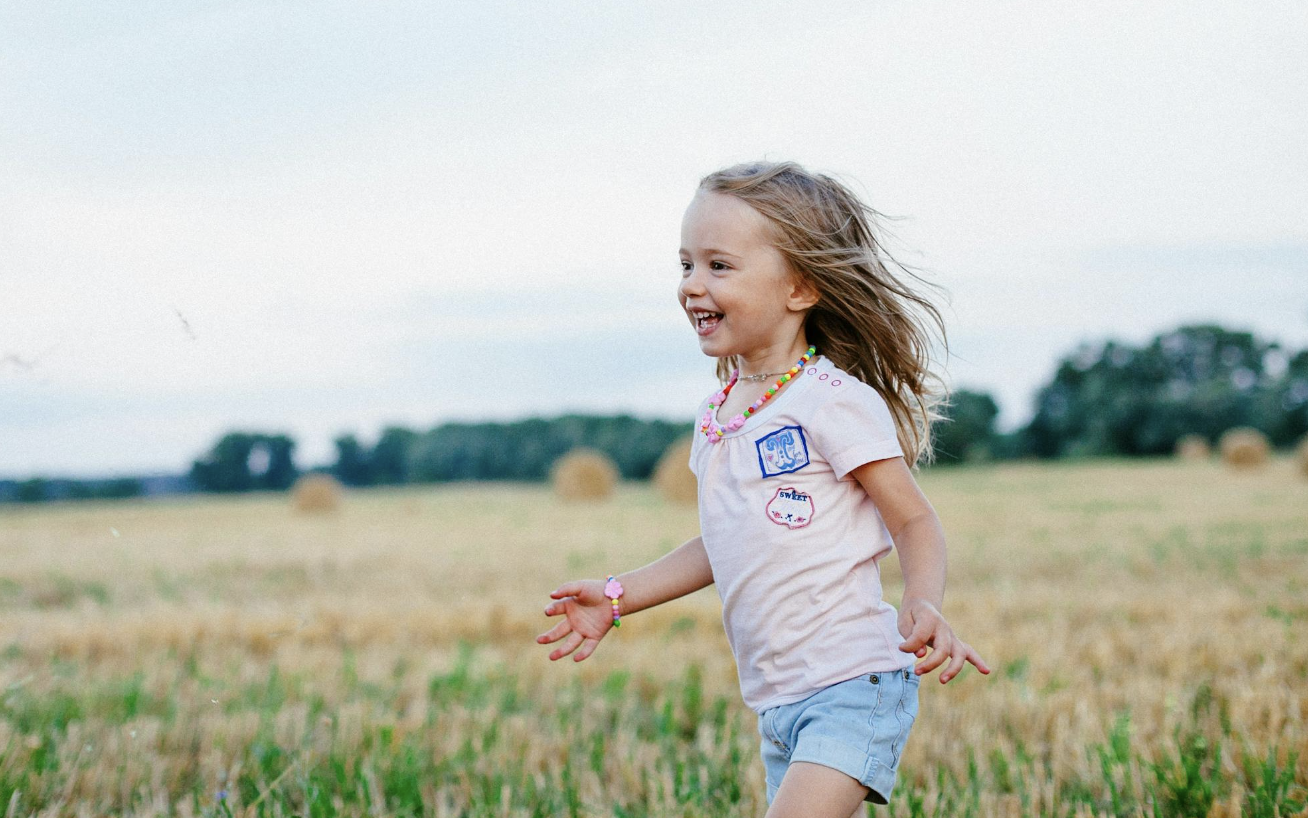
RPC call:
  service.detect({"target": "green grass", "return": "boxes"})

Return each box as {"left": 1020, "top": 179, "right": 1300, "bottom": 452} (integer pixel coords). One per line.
{"left": 1, "top": 645, "right": 1304, "bottom": 817}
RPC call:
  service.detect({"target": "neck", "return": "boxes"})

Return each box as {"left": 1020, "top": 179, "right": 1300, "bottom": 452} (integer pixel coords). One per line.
{"left": 738, "top": 338, "right": 814, "bottom": 379}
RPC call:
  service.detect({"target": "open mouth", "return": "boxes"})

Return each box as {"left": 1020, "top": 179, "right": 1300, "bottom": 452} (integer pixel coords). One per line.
{"left": 694, "top": 311, "right": 723, "bottom": 335}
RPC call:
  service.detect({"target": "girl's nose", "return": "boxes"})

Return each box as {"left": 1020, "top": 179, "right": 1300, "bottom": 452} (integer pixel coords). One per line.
{"left": 679, "top": 266, "right": 705, "bottom": 298}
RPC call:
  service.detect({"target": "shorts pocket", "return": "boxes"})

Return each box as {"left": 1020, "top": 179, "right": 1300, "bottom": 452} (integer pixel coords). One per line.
{"left": 763, "top": 707, "right": 791, "bottom": 755}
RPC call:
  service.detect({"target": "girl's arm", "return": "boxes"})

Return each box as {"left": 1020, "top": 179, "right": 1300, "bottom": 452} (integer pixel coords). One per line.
{"left": 893, "top": 511, "right": 947, "bottom": 612}
{"left": 849, "top": 457, "right": 991, "bottom": 684}
{"left": 610, "top": 534, "right": 714, "bottom": 615}
{"left": 538, "top": 535, "right": 713, "bottom": 662}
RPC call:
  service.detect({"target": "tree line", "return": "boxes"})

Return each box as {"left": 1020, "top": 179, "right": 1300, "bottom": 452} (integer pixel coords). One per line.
{"left": 4, "top": 323, "right": 1305, "bottom": 503}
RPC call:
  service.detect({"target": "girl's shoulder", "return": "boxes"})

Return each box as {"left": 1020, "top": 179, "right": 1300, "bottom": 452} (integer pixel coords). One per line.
{"left": 800, "top": 357, "right": 898, "bottom": 437}
{"left": 802, "top": 356, "right": 903, "bottom": 466}
{"left": 803, "top": 355, "right": 882, "bottom": 405}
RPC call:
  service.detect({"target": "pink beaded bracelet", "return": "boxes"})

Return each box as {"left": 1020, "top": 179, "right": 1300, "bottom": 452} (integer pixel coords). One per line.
{"left": 604, "top": 576, "right": 624, "bottom": 628}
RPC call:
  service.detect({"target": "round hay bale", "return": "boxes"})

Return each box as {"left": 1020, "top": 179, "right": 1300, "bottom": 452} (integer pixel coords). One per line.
{"left": 653, "top": 436, "right": 697, "bottom": 505}
{"left": 551, "top": 448, "right": 619, "bottom": 502}
{"left": 1217, "top": 427, "right": 1269, "bottom": 470}
{"left": 1174, "top": 434, "right": 1211, "bottom": 461}
{"left": 290, "top": 473, "right": 344, "bottom": 514}
{"left": 1296, "top": 435, "right": 1308, "bottom": 479}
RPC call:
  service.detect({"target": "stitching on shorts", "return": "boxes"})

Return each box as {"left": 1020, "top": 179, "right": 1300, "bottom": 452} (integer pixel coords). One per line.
{"left": 861, "top": 674, "right": 885, "bottom": 778}
{"left": 890, "top": 683, "right": 915, "bottom": 769}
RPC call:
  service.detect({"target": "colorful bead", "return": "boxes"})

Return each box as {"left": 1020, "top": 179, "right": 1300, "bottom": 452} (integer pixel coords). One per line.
{"left": 701, "top": 346, "right": 816, "bottom": 444}
{"left": 605, "top": 576, "right": 624, "bottom": 628}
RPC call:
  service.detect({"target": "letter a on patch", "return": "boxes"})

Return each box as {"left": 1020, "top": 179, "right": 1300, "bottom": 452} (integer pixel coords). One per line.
{"left": 755, "top": 425, "right": 810, "bottom": 477}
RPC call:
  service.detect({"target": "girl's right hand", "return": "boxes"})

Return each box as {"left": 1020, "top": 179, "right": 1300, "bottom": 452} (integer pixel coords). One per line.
{"left": 536, "top": 579, "right": 614, "bottom": 663}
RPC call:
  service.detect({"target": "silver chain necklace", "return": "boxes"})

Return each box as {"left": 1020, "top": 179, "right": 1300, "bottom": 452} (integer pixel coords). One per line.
{"left": 739, "top": 371, "right": 788, "bottom": 382}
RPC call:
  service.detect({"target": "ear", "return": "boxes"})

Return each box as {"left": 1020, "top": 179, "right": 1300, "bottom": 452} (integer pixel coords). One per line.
{"left": 787, "top": 274, "right": 821, "bottom": 313}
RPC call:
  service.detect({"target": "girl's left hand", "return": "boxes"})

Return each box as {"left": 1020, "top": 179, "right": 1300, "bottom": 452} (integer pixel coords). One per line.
{"left": 897, "top": 598, "right": 991, "bottom": 684}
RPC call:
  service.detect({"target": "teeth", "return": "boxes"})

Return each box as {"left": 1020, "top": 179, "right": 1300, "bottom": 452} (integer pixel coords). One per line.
{"left": 696, "top": 311, "right": 722, "bottom": 331}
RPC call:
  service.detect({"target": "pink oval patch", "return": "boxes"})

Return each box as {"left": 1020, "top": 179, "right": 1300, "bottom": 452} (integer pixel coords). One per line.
{"left": 832, "top": 379, "right": 842, "bottom": 386}
{"left": 819, "top": 374, "right": 828, "bottom": 380}
{"left": 764, "top": 486, "right": 816, "bottom": 530}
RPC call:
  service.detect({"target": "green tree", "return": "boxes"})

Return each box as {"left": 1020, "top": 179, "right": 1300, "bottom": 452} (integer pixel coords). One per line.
{"left": 16, "top": 477, "right": 48, "bottom": 503}
{"left": 1021, "top": 324, "right": 1297, "bottom": 457}
{"left": 370, "top": 426, "right": 419, "bottom": 485}
{"left": 1259, "top": 348, "right": 1308, "bottom": 445}
{"left": 931, "top": 389, "right": 1000, "bottom": 465}
{"left": 332, "top": 433, "right": 374, "bottom": 486}
{"left": 189, "top": 432, "right": 299, "bottom": 492}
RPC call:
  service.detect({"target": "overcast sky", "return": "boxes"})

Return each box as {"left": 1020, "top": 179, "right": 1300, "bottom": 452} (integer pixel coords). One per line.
{"left": 3, "top": 1, "right": 1306, "bottom": 479}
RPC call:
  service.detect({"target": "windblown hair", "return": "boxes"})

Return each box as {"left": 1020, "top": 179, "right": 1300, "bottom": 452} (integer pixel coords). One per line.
{"left": 697, "top": 160, "right": 952, "bottom": 468}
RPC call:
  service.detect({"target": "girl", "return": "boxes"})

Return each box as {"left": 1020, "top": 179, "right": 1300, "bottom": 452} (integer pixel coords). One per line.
{"left": 537, "top": 160, "right": 990, "bottom": 817}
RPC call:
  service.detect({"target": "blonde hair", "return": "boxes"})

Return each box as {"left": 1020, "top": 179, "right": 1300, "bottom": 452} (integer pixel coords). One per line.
{"left": 697, "top": 160, "right": 952, "bottom": 468}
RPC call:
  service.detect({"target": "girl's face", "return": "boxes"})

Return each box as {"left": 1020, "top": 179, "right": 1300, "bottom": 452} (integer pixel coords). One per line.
{"left": 678, "top": 190, "right": 817, "bottom": 361}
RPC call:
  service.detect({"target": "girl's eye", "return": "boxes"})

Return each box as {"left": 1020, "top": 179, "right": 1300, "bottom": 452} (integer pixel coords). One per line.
{"left": 680, "top": 261, "right": 729, "bottom": 271}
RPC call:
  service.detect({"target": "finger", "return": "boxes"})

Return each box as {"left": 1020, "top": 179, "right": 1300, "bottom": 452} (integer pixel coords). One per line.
{"left": 899, "top": 619, "right": 933, "bottom": 653}
{"left": 572, "top": 636, "right": 600, "bottom": 662}
{"left": 965, "top": 644, "right": 992, "bottom": 674}
{"left": 916, "top": 635, "right": 954, "bottom": 675}
{"left": 543, "top": 600, "right": 570, "bottom": 617}
{"left": 549, "top": 630, "right": 584, "bottom": 661}
{"left": 536, "top": 619, "right": 572, "bottom": 645}
{"left": 939, "top": 648, "right": 968, "bottom": 684}
{"left": 550, "top": 582, "right": 582, "bottom": 599}
{"left": 897, "top": 623, "right": 925, "bottom": 653}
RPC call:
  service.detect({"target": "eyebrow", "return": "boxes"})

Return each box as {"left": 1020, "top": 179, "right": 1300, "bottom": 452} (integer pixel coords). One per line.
{"left": 679, "top": 247, "right": 742, "bottom": 259}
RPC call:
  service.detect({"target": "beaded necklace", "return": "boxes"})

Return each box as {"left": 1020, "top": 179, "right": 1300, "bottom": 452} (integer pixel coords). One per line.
{"left": 700, "top": 346, "right": 816, "bottom": 443}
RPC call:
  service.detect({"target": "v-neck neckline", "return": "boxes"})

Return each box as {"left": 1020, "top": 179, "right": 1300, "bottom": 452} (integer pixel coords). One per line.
{"left": 709, "top": 355, "right": 827, "bottom": 440}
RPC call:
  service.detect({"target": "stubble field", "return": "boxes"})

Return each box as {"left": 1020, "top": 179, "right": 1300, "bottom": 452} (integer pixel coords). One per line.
{"left": 0, "top": 457, "right": 1305, "bottom": 817}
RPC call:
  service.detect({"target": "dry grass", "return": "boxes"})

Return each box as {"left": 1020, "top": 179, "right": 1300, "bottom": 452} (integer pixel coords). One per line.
{"left": 652, "top": 436, "right": 698, "bottom": 506}
{"left": 289, "top": 472, "right": 345, "bottom": 514}
{"left": 1218, "top": 426, "right": 1270, "bottom": 469}
{"left": 0, "top": 456, "right": 1305, "bottom": 815}
{"left": 550, "top": 448, "right": 620, "bottom": 502}
{"left": 1174, "top": 433, "right": 1210, "bottom": 461}
{"left": 1297, "top": 435, "right": 1308, "bottom": 479}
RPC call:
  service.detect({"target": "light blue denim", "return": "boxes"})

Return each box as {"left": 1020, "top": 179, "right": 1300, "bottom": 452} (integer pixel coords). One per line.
{"left": 757, "top": 667, "right": 921, "bottom": 806}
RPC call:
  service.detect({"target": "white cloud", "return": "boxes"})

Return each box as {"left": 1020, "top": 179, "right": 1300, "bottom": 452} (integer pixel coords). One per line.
{"left": 2, "top": 0, "right": 1306, "bottom": 475}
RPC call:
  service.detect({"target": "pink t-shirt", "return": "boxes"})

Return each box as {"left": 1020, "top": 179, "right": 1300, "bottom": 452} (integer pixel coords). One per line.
{"left": 689, "top": 353, "right": 915, "bottom": 713}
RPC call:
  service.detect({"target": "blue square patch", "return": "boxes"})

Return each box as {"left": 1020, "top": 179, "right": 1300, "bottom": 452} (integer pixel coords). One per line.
{"left": 755, "top": 425, "right": 810, "bottom": 477}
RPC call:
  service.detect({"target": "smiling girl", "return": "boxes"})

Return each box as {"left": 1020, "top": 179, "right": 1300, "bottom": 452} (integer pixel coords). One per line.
{"left": 538, "top": 160, "right": 990, "bottom": 817}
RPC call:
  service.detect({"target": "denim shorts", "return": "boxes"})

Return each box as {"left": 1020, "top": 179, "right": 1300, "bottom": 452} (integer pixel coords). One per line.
{"left": 757, "top": 667, "right": 921, "bottom": 805}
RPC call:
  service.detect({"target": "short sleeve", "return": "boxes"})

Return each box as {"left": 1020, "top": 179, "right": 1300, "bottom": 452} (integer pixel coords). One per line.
{"left": 688, "top": 432, "right": 698, "bottom": 479}
{"left": 809, "top": 381, "right": 904, "bottom": 481}
{"left": 688, "top": 396, "right": 709, "bottom": 479}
